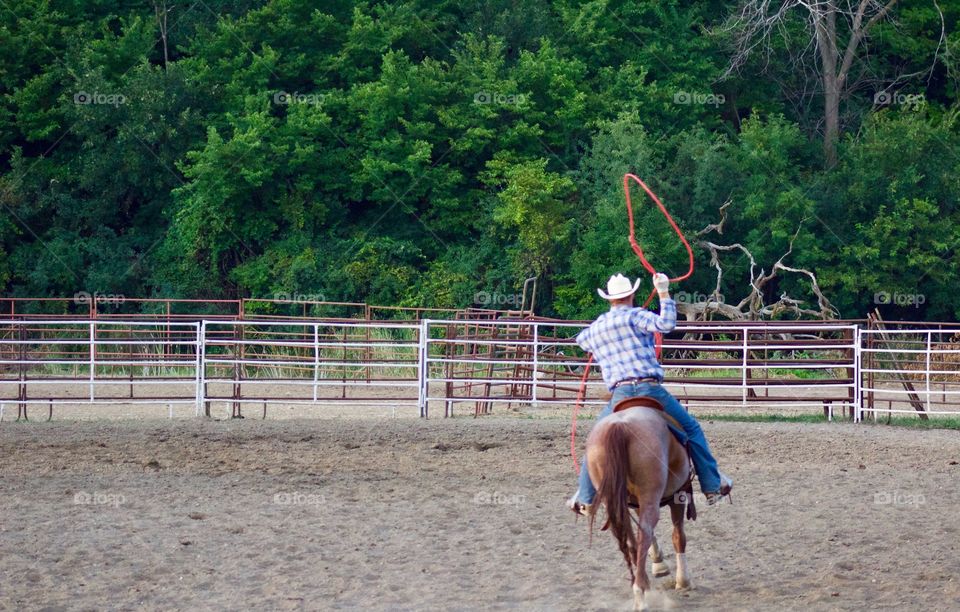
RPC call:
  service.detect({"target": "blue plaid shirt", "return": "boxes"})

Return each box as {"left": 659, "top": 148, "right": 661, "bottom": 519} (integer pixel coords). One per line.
{"left": 576, "top": 299, "right": 676, "bottom": 390}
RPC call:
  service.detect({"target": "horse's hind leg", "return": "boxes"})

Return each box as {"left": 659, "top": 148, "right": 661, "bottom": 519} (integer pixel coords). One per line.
{"left": 669, "top": 502, "right": 690, "bottom": 590}
{"left": 649, "top": 536, "right": 670, "bottom": 578}
{"left": 632, "top": 506, "right": 657, "bottom": 611}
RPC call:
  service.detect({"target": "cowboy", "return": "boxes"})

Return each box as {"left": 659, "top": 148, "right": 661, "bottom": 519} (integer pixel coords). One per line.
{"left": 567, "top": 272, "right": 733, "bottom": 515}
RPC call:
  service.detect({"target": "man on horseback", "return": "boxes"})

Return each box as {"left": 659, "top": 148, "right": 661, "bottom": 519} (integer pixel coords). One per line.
{"left": 568, "top": 272, "right": 733, "bottom": 515}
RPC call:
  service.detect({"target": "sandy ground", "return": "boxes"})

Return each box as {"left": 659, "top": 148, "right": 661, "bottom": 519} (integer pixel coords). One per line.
{"left": 1, "top": 416, "right": 959, "bottom": 611}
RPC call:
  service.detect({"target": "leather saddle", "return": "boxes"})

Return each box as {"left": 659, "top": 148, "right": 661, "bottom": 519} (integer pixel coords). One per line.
{"left": 612, "top": 396, "right": 683, "bottom": 433}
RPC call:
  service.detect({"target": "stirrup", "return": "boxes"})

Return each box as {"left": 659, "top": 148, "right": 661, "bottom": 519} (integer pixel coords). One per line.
{"left": 567, "top": 494, "right": 591, "bottom": 517}
{"left": 706, "top": 475, "right": 733, "bottom": 506}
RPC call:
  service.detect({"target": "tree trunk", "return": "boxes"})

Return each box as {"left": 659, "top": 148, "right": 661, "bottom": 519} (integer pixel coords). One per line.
{"left": 154, "top": 1, "right": 170, "bottom": 71}
{"left": 822, "top": 71, "right": 840, "bottom": 167}
{"left": 816, "top": 6, "right": 840, "bottom": 167}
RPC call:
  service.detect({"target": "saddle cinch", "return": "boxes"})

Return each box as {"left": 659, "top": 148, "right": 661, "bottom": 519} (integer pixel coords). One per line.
{"left": 612, "top": 396, "right": 697, "bottom": 519}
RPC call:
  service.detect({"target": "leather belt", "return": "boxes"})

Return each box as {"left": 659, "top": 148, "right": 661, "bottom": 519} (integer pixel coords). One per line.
{"left": 611, "top": 377, "right": 659, "bottom": 389}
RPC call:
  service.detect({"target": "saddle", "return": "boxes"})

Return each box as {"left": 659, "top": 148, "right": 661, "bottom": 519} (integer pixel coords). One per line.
{"left": 612, "top": 396, "right": 697, "bottom": 520}
{"left": 612, "top": 396, "right": 684, "bottom": 436}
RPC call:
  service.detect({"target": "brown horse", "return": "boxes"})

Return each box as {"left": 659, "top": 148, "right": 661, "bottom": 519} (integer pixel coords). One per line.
{"left": 586, "top": 404, "right": 694, "bottom": 611}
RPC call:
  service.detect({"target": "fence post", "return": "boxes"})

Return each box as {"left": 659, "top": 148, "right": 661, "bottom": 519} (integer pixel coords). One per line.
{"left": 313, "top": 323, "right": 320, "bottom": 402}
{"left": 853, "top": 325, "right": 862, "bottom": 423}
{"left": 89, "top": 322, "right": 95, "bottom": 402}
{"left": 198, "top": 321, "right": 207, "bottom": 417}
{"left": 417, "top": 319, "right": 430, "bottom": 418}
{"left": 17, "top": 322, "right": 26, "bottom": 418}
{"left": 866, "top": 320, "right": 876, "bottom": 422}
{"left": 195, "top": 322, "right": 204, "bottom": 417}
{"left": 740, "top": 328, "right": 748, "bottom": 408}
{"left": 925, "top": 330, "right": 932, "bottom": 414}
{"left": 532, "top": 323, "right": 539, "bottom": 407}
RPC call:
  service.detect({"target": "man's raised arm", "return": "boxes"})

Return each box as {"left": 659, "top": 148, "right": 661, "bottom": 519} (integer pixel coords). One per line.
{"left": 632, "top": 272, "right": 676, "bottom": 333}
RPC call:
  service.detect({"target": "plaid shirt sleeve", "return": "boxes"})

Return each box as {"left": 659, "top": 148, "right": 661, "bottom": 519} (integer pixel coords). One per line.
{"left": 630, "top": 298, "right": 676, "bottom": 333}
{"left": 575, "top": 324, "right": 593, "bottom": 352}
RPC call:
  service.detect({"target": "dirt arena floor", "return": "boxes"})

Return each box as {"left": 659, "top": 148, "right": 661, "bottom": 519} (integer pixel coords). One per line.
{"left": 1, "top": 415, "right": 959, "bottom": 611}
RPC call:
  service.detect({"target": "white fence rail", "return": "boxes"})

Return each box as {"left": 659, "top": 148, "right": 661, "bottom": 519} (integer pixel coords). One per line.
{"left": 1, "top": 318, "right": 959, "bottom": 421}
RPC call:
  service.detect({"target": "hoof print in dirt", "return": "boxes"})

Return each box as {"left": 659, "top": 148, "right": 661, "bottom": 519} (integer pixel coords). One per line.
{"left": 472, "top": 442, "right": 501, "bottom": 452}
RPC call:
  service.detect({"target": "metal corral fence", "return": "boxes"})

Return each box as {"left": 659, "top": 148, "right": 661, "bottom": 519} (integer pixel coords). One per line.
{"left": 420, "top": 319, "right": 860, "bottom": 418}
{"left": 2, "top": 317, "right": 959, "bottom": 421}
{"left": 200, "top": 319, "right": 422, "bottom": 418}
{"left": 421, "top": 319, "right": 601, "bottom": 417}
{"left": 662, "top": 322, "right": 858, "bottom": 417}
{"left": 859, "top": 319, "right": 960, "bottom": 419}
{"left": 0, "top": 320, "right": 201, "bottom": 420}
{"left": 0, "top": 319, "right": 423, "bottom": 420}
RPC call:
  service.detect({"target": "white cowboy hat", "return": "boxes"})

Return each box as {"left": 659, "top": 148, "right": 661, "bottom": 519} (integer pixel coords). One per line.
{"left": 597, "top": 273, "right": 642, "bottom": 300}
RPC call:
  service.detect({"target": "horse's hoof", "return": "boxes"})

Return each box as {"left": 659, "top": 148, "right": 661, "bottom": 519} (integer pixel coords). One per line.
{"left": 651, "top": 561, "right": 670, "bottom": 577}
{"left": 675, "top": 579, "right": 691, "bottom": 591}
{"left": 632, "top": 585, "right": 649, "bottom": 611}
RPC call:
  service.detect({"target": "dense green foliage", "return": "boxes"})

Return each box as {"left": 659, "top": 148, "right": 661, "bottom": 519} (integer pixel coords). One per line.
{"left": 1, "top": 0, "right": 958, "bottom": 319}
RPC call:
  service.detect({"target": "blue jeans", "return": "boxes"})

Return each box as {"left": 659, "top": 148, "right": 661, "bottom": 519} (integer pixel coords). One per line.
{"left": 577, "top": 383, "right": 721, "bottom": 504}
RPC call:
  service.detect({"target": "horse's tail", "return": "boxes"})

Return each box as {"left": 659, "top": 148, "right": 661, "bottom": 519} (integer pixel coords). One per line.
{"left": 588, "top": 420, "right": 637, "bottom": 576}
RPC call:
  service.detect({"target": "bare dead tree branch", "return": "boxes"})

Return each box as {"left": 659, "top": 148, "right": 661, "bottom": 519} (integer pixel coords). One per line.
{"left": 696, "top": 199, "right": 731, "bottom": 237}
{"left": 679, "top": 202, "right": 839, "bottom": 321}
